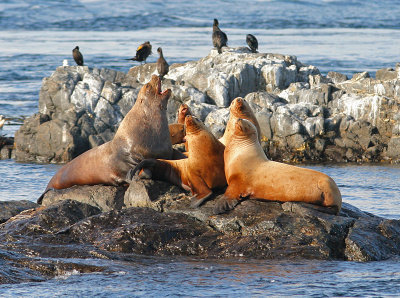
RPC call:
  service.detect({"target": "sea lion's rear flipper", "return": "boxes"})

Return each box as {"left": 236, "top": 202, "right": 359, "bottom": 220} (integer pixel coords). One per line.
{"left": 126, "top": 159, "right": 157, "bottom": 182}
{"left": 37, "top": 188, "right": 53, "bottom": 205}
{"left": 190, "top": 192, "right": 213, "bottom": 208}
{"left": 213, "top": 194, "right": 241, "bottom": 214}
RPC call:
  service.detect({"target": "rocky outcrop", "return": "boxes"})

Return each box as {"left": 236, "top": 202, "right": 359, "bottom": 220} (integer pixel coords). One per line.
{"left": 0, "top": 200, "right": 38, "bottom": 223}
{"left": 15, "top": 48, "right": 400, "bottom": 163}
{"left": 17, "top": 180, "right": 400, "bottom": 262}
{"left": 2, "top": 181, "right": 399, "bottom": 282}
{"left": 0, "top": 136, "right": 15, "bottom": 159}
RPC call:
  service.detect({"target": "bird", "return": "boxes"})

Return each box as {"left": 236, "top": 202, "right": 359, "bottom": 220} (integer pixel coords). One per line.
{"left": 157, "top": 47, "right": 169, "bottom": 79}
{"left": 127, "top": 41, "right": 152, "bottom": 64}
{"left": 72, "top": 46, "right": 84, "bottom": 66}
{"left": 212, "top": 19, "right": 228, "bottom": 54}
{"left": 246, "top": 34, "right": 258, "bottom": 53}
{"left": 0, "top": 115, "right": 5, "bottom": 129}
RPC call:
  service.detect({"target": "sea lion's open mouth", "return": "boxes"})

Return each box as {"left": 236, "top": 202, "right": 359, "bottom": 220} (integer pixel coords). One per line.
{"left": 157, "top": 77, "right": 162, "bottom": 94}
{"left": 155, "top": 76, "right": 170, "bottom": 96}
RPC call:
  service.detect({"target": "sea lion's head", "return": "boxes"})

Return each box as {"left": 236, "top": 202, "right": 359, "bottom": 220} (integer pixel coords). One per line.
{"left": 234, "top": 118, "right": 258, "bottom": 140}
{"left": 169, "top": 123, "right": 186, "bottom": 145}
{"left": 185, "top": 115, "right": 205, "bottom": 135}
{"left": 230, "top": 97, "right": 252, "bottom": 118}
{"left": 177, "top": 103, "right": 191, "bottom": 124}
{"left": 138, "top": 75, "right": 171, "bottom": 109}
{"left": 179, "top": 103, "right": 191, "bottom": 117}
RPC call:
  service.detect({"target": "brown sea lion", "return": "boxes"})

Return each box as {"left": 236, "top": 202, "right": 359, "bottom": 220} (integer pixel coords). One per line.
{"left": 214, "top": 118, "right": 342, "bottom": 214}
{"left": 219, "top": 97, "right": 261, "bottom": 146}
{"left": 169, "top": 123, "right": 186, "bottom": 145}
{"left": 177, "top": 103, "right": 191, "bottom": 125}
{"left": 168, "top": 103, "right": 192, "bottom": 145}
{"left": 131, "top": 115, "right": 226, "bottom": 207}
{"left": 39, "top": 75, "right": 174, "bottom": 201}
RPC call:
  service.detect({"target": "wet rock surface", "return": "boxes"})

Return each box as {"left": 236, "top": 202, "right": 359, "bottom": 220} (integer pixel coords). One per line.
{"left": 0, "top": 200, "right": 38, "bottom": 223}
{"left": 0, "top": 136, "right": 15, "bottom": 160}
{"left": 14, "top": 48, "right": 400, "bottom": 163}
{"left": 1, "top": 181, "right": 399, "bottom": 283}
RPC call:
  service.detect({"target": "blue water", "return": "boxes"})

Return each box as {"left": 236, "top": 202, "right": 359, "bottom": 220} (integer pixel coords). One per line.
{"left": 1, "top": 0, "right": 400, "bottom": 295}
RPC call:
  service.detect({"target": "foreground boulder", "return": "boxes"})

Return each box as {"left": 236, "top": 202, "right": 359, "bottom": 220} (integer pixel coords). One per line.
{"left": 1, "top": 181, "right": 398, "bottom": 276}
{"left": 15, "top": 48, "right": 400, "bottom": 163}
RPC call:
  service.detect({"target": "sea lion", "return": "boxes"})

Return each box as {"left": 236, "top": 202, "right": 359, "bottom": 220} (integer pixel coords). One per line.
{"left": 168, "top": 103, "right": 192, "bottom": 145}
{"left": 214, "top": 118, "right": 342, "bottom": 214}
{"left": 131, "top": 115, "right": 226, "bottom": 207}
{"left": 169, "top": 123, "right": 185, "bottom": 145}
{"left": 177, "top": 103, "right": 191, "bottom": 125}
{"left": 246, "top": 34, "right": 258, "bottom": 53}
{"left": 40, "top": 75, "right": 174, "bottom": 201}
{"left": 72, "top": 46, "right": 84, "bottom": 66}
{"left": 219, "top": 97, "right": 261, "bottom": 146}
{"left": 157, "top": 47, "right": 169, "bottom": 79}
{"left": 127, "top": 41, "right": 152, "bottom": 64}
{"left": 212, "top": 19, "right": 228, "bottom": 54}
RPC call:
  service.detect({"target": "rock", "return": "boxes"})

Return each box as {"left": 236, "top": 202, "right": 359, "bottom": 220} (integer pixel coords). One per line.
{"left": 40, "top": 185, "right": 126, "bottom": 212}
{"left": 0, "top": 200, "right": 38, "bottom": 223}
{"left": 14, "top": 50, "right": 400, "bottom": 163}
{"left": 204, "top": 108, "right": 230, "bottom": 139}
{"left": 0, "top": 183, "right": 399, "bottom": 273}
{"left": 327, "top": 71, "right": 348, "bottom": 84}
{"left": 376, "top": 68, "right": 397, "bottom": 81}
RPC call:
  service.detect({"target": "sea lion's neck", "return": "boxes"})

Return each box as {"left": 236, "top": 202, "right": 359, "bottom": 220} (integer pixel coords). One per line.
{"left": 186, "top": 126, "right": 202, "bottom": 136}
{"left": 228, "top": 135, "right": 264, "bottom": 161}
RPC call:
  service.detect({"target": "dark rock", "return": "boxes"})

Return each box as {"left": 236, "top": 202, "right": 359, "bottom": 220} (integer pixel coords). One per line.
{"left": 41, "top": 185, "right": 126, "bottom": 212}
{"left": 0, "top": 184, "right": 400, "bottom": 282}
{"left": 0, "top": 200, "right": 38, "bottom": 223}
{"left": 345, "top": 217, "right": 400, "bottom": 261}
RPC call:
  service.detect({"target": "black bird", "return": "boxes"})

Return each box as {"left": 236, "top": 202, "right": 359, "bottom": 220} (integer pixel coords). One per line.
{"left": 72, "top": 46, "right": 84, "bottom": 66}
{"left": 212, "top": 19, "right": 228, "bottom": 54}
{"left": 246, "top": 34, "right": 258, "bottom": 53}
{"left": 127, "top": 41, "right": 152, "bottom": 64}
{"left": 157, "top": 47, "right": 169, "bottom": 79}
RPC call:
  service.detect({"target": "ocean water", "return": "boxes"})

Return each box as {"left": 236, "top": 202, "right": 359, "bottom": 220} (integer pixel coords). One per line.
{"left": 1, "top": 0, "right": 400, "bottom": 295}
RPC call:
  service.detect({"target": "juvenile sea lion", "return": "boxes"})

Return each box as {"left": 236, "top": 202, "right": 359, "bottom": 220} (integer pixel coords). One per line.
{"left": 219, "top": 97, "right": 261, "bottom": 146}
{"left": 169, "top": 123, "right": 185, "bottom": 145}
{"left": 72, "top": 46, "right": 84, "bottom": 66}
{"left": 168, "top": 103, "right": 192, "bottom": 145}
{"left": 246, "top": 34, "right": 258, "bottom": 53}
{"left": 177, "top": 103, "right": 191, "bottom": 125}
{"left": 212, "top": 19, "right": 228, "bottom": 54}
{"left": 127, "top": 41, "right": 152, "bottom": 64}
{"left": 39, "top": 75, "right": 173, "bottom": 201}
{"left": 131, "top": 115, "right": 226, "bottom": 207}
{"left": 214, "top": 119, "right": 342, "bottom": 214}
{"left": 157, "top": 47, "right": 169, "bottom": 79}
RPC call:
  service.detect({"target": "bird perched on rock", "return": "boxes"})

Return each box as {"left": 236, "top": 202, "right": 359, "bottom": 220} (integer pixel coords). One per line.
{"left": 157, "top": 47, "right": 169, "bottom": 79}
{"left": 72, "top": 46, "right": 84, "bottom": 66}
{"left": 127, "top": 41, "right": 152, "bottom": 64}
{"left": 212, "top": 19, "right": 228, "bottom": 54}
{"left": 246, "top": 34, "right": 258, "bottom": 53}
{"left": 0, "top": 115, "right": 5, "bottom": 129}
